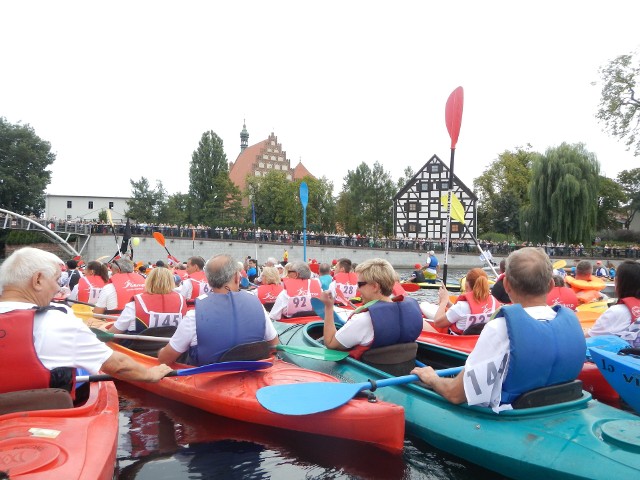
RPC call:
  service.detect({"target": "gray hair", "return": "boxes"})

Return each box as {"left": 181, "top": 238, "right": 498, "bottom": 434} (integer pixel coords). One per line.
{"left": 289, "top": 261, "right": 312, "bottom": 279}
{"left": 505, "top": 247, "right": 552, "bottom": 296}
{"left": 205, "top": 254, "right": 239, "bottom": 289}
{"left": 112, "top": 258, "right": 134, "bottom": 273}
{"left": 0, "top": 247, "right": 64, "bottom": 292}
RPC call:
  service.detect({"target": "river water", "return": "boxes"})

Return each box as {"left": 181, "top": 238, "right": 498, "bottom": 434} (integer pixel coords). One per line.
{"left": 115, "top": 268, "right": 508, "bottom": 479}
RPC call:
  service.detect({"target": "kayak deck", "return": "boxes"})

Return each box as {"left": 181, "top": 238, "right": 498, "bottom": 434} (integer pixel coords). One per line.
{"left": 0, "top": 381, "right": 118, "bottom": 479}
{"left": 109, "top": 343, "right": 405, "bottom": 453}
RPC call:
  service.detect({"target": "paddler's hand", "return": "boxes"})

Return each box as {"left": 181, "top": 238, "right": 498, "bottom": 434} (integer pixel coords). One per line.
{"left": 145, "top": 364, "right": 174, "bottom": 382}
{"left": 319, "top": 290, "right": 334, "bottom": 307}
{"left": 437, "top": 285, "right": 450, "bottom": 305}
{"left": 411, "top": 366, "right": 439, "bottom": 388}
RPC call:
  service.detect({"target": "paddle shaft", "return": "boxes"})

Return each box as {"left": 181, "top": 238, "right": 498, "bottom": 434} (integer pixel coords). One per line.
{"left": 75, "top": 312, "right": 119, "bottom": 320}
{"left": 369, "top": 367, "right": 463, "bottom": 390}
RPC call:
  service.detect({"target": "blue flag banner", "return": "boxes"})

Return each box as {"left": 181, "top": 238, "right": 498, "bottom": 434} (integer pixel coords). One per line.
{"left": 252, "top": 202, "right": 256, "bottom": 225}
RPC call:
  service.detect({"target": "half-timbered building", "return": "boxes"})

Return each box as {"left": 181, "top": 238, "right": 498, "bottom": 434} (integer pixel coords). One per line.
{"left": 393, "top": 154, "right": 477, "bottom": 239}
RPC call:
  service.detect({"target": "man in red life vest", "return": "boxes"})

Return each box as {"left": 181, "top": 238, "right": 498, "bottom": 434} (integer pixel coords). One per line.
{"left": 329, "top": 258, "right": 359, "bottom": 301}
{"left": 94, "top": 258, "right": 146, "bottom": 315}
{"left": 176, "top": 256, "right": 208, "bottom": 305}
{"left": 0, "top": 247, "right": 171, "bottom": 396}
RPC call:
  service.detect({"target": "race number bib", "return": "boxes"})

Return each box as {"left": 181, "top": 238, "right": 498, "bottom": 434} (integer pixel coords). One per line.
{"left": 286, "top": 295, "right": 311, "bottom": 316}
{"left": 88, "top": 287, "right": 102, "bottom": 304}
{"left": 337, "top": 283, "right": 357, "bottom": 300}
{"left": 148, "top": 311, "right": 182, "bottom": 328}
{"left": 463, "top": 352, "right": 508, "bottom": 408}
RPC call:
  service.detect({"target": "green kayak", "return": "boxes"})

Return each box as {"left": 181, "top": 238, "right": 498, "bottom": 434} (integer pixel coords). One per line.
{"left": 273, "top": 320, "right": 640, "bottom": 479}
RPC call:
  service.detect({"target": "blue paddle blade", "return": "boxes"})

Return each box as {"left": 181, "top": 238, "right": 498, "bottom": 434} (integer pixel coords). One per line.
{"left": 311, "top": 298, "right": 345, "bottom": 325}
{"left": 173, "top": 360, "right": 272, "bottom": 376}
{"left": 585, "top": 335, "right": 629, "bottom": 361}
{"left": 299, "top": 181, "right": 309, "bottom": 208}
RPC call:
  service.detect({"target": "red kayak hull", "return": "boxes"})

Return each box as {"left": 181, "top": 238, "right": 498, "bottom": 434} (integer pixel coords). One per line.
{"left": 0, "top": 382, "right": 118, "bottom": 479}
{"left": 110, "top": 343, "right": 405, "bottom": 453}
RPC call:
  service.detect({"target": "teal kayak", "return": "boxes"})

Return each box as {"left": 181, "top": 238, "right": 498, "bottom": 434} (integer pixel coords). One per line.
{"left": 274, "top": 320, "right": 640, "bottom": 479}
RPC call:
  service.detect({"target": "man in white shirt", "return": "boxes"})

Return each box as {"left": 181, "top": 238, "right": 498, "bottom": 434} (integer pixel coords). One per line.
{"left": 412, "top": 247, "right": 585, "bottom": 411}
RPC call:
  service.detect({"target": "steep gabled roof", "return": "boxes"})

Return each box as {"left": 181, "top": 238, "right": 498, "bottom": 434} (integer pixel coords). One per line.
{"left": 229, "top": 139, "right": 269, "bottom": 192}
{"left": 293, "top": 160, "right": 313, "bottom": 180}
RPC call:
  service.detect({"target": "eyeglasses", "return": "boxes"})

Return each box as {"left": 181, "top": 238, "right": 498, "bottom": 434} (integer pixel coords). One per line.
{"left": 357, "top": 281, "right": 368, "bottom": 288}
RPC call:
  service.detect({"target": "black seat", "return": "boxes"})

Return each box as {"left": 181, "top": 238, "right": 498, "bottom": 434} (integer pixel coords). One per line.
{"left": 219, "top": 341, "right": 272, "bottom": 362}
{"left": 0, "top": 388, "right": 73, "bottom": 415}
{"left": 512, "top": 380, "right": 583, "bottom": 409}
{"left": 124, "top": 326, "right": 177, "bottom": 358}
{"left": 361, "top": 342, "right": 418, "bottom": 376}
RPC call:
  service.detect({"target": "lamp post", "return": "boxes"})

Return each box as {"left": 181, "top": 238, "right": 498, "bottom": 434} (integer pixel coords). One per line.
{"left": 524, "top": 221, "right": 529, "bottom": 244}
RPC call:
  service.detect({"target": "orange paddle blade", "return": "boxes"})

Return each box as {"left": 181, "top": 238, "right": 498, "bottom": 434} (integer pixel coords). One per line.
{"left": 152, "top": 232, "right": 166, "bottom": 246}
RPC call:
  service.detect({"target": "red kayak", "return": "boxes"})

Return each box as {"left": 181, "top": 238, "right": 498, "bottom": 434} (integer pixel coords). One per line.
{"left": 0, "top": 381, "right": 118, "bottom": 479}
{"left": 109, "top": 343, "right": 405, "bottom": 453}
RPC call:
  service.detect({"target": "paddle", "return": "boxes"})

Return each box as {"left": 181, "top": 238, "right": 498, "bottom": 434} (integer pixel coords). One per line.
{"left": 106, "top": 209, "right": 122, "bottom": 259}
{"left": 90, "top": 327, "right": 348, "bottom": 361}
{"left": 257, "top": 365, "right": 464, "bottom": 415}
{"left": 300, "top": 181, "right": 308, "bottom": 262}
{"left": 77, "top": 360, "right": 273, "bottom": 383}
{"left": 55, "top": 298, "right": 96, "bottom": 308}
{"left": 552, "top": 260, "right": 567, "bottom": 270}
{"left": 153, "top": 231, "right": 179, "bottom": 264}
{"left": 311, "top": 297, "right": 345, "bottom": 325}
{"left": 442, "top": 86, "right": 464, "bottom": 285}
{"left": 335, "top": 288, "right": 357, "bottom": 309}
{"left": 440, "top": 193, "right": 499, "bottom": 278}
{"left": 75, "top": 312, "right": 119, "bottom": 320}
{"left": 400, "top": 282, "right": 421, "bottom": 292}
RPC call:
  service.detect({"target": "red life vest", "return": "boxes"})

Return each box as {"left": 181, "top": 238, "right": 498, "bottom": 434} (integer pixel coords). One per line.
{"left": 134, "top": 292, "right": 187, "bottom": 328}
{"left": 391, "top": 282, "right": 407, "bottom": 297}
{"left": 109, "top": 273, "right": 146, "bottom": 311}
{"left": 177, "top": 270, "right": 189, "bottom": 281}
{"left": 257, "top": 284, "right": 284, "bottom": 305}
{"left": 451, "top": 292, "right": 500, "bottom": 335}
{"left": 619, "top": 297, "right": 640, "bottom": 322}
{"left": 0, "top": 309, "right": 52, "bottom": 394}
{"left": 333, "top": 272, "right": 359, "bottom": 300}
{"left": 77, "top": 275, "right": 106, "bottom": 304}
{"left": 188, "top": 270, "right": 209, "bottom": 300}
{"left": 546, "top": 286, "right": 579, "bottom": 310}
{"left": 284, "top": 278, "right": 322, "bottom": 317}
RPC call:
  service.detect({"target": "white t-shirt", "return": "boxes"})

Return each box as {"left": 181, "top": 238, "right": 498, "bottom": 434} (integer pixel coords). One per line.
{"left": 0, "top": 302, "right": 113, "bottom": 374}
{"left": 268, "top": 279, "right": 321, "bottom": 320}
{"left": 334, "top": 310, "right": 375, "bottom": 348}
{"left": 463, "top": 305, "right": 557, "bottom": 412}
{"left": 446, "top": 298, "right": 499, "bottom": 332}
{"left": 95, "top": 283, "right": 118, "bottom": 310}
{"left": 175, "top": 279, "right": 194, "bottom": 300}
{"left": 588, "top": 304, "right": 639, "bottom": 346}
{"left": 169, "top": 293, "right": 278, "bottom": 354}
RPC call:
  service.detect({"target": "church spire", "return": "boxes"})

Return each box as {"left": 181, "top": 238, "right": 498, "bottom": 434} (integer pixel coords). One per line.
{"left": 240, "top": 120, "right": 249, "bottom": 151}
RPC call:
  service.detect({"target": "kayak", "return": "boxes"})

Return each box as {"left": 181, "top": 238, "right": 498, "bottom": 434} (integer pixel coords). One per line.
{"left": 413, "top": 281, "right": 462, "bottom": 291}
{"left": 0, "top": 381, "right": 118, "bottom": 479}
{"left": 589, "top": 347, "right": 640, "bottom": 414}
{"left": 107, "top": 343, "right": 405, "bottom": 452}
{"left": 274, "top": 321, "right": 640, "bottom": 479}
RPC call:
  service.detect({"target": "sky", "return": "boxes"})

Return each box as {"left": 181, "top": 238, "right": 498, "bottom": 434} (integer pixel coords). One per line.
{"left": 1, "top": 1, "right": 639, "bottom": 201}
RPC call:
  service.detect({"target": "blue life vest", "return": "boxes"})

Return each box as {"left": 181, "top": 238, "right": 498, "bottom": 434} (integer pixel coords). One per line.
{"left": 192, "top": 292, "right": 266, "bottom": 366}
{"left": 499, "top": 304, "right": 585, "bottom": 404}
{"left": 428, "top": 256, "right": 439, "bottom": 269}
{"left": 369, "top": 297, "right": 423, "bottom": 348}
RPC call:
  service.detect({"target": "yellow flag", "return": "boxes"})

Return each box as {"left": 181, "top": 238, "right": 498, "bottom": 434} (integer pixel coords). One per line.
{"left": 440, "top": 194, "right": 466, "bottom": 225}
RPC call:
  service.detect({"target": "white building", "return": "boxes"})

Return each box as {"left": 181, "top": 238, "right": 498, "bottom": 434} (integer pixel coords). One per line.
{"left": 45, "top": 195, "right": 130, "bottom": 222}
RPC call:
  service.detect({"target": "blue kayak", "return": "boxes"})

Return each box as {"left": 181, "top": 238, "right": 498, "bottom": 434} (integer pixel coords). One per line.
{"left": 589, "top": 347, "right": 640, "bottom": 414}
{"left": 273, "top": 320, "right": 640, "bottom": 479}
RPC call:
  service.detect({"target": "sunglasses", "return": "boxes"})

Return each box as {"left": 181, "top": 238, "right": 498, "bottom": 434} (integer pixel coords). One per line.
{"left": 357, "top": 281, "right": 368, "bottom": 288}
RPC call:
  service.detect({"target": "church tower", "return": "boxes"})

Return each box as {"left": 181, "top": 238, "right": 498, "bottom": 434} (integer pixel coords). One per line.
{"left": 240, "top": 121, "right": 249, "bottom": 151}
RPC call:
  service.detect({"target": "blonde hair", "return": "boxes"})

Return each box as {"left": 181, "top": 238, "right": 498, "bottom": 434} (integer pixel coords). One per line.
{"left": 465, "top": 268, "right": 490, "bottom": 302}
{"left": 144, "top": 267, "right": 175, "bottom": 294}
{"left": 260, "top": 266, "right": 281, "bottom": 285}
{"left": 355, "top": 258, "right": 395, "bottom": 296}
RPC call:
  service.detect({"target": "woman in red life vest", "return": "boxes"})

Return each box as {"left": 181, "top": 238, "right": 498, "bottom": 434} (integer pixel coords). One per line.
{"left": 69, "top": 260, "right": 109, "bottom": 304}
{"left": 546, "top": 275, "right": 579, "bottom": 310}
{"left": 431, "top": 268, "right": 501, "bottom": 335}
{"left": 256, "top": 266, "right": 284, "bottom": 312}
{"left": 110, "top": 267, "right": 187, "bottom": 334}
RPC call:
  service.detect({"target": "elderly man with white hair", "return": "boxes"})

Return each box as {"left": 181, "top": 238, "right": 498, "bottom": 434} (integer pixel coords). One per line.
{"left": 0, "top": 247, "right": 172, "bottom": 396}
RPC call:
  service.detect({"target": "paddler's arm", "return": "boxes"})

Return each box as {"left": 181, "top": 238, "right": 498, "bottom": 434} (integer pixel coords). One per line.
{"left": 433, "top": 285, "right": 453, "bottom": 329}
{"left": 157, "top": 344, "right": 182, "bottom": 365}
{"left": 101, "top": 351, "right": 172, "bottom": 382}
{"left": 411, "top": 366, "right": 466, "bottom": 404}
{"left": 319, "top": 290, "right": 347, "bottom": 350}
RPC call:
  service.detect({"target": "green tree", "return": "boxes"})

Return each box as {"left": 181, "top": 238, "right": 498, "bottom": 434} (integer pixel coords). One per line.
{"left": 246, "top": 171, "right": 298, "bottom": 229}
{"left": 473, "top": 146, "right": 537, "bottom": 235}
{"left": 617, "top": 168, "right": 640, "bottom": 229}
{"left": 188, "top": 131, "right": 241, "bottom": 224}
{"left": 396, "top": 166, "right": 415, "bottom": 190}
{"left": 161, "top": 193, "right": 189, "bottom": 226}
{"left": 0, "top": 117, "right": 55, "bottom": 216}
{"left": 596, "top": 53, "right": 640, "bottom": 156}
{"left": 596, "top": 176, "right": 626, "bottom": 231}
{"left": 522, "top": 143, "right": 600, "bottom": 244}
{"left": 126, "top": 177, "right": 166, "bottom": 222}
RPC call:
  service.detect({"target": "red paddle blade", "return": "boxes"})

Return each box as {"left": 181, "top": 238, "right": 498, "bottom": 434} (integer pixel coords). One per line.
{"left": 445, "top": 86, "right": 464, "bottom": 149}
{"left": 152, "top": 231, "right": 166, "bottom": 246}
{"left": 401, "top": 282, "right": 420, "bottom": 292}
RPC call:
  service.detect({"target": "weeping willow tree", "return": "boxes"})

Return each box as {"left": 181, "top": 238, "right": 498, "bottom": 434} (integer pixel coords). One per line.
{"left": 522, "top": 143, "right": 600, "bottom": 244}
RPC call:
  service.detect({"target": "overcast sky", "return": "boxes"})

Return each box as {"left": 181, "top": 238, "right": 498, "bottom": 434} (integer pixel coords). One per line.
{"left": 1, "top": 1, "right": 639, "bottom": 201}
